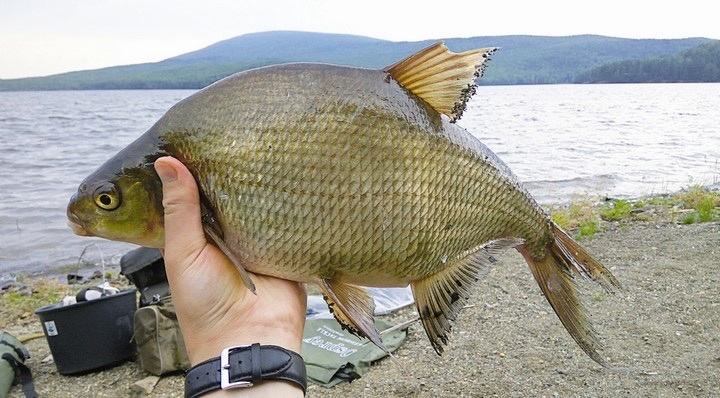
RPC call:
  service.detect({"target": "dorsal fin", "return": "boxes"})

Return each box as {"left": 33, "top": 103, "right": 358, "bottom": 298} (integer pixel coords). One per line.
{"left": 384, "top": 42, "right": 497, "bottom": 122}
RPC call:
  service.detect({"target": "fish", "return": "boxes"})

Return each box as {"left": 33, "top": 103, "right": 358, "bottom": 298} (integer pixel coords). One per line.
{"left": 67, "top": 42, "right": 620, "bottom": 365}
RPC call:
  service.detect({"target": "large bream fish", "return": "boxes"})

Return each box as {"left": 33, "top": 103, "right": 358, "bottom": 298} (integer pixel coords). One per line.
{"left": 67, "top": 43, "right": 620, "bottom": 365}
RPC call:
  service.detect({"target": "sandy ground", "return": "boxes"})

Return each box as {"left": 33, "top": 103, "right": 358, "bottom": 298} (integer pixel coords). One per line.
{"left": 4, "top": 220, "right": 719, "bottom": 397}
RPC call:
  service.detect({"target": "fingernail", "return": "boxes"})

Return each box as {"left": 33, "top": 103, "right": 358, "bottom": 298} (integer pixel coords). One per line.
{"left": 154, "top": 158, "right": 178, "bottom": 183}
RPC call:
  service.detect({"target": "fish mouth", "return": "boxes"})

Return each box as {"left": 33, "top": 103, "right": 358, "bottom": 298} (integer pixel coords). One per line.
{"left": 67, "top": 219, "right": 90, "bottom": 236}
{"left": 66, "top": 210, "right": 91, "bottom": 236}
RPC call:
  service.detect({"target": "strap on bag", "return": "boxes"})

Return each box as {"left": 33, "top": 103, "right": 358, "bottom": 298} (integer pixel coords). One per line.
{"left": 1, "top": 336, "right": 38, "bottom": 398}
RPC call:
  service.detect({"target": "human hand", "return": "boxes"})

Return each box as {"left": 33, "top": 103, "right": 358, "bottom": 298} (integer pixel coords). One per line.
{"left": 154, "top": 156, "right": 307, "bottom": 397}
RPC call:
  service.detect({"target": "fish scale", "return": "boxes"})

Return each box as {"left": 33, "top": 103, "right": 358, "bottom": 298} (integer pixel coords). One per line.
{"left": 191, "top": 78, "right": 471, "bottom": 277}
{"left": 68, "top": 42, "right": 620, "bottom": 364}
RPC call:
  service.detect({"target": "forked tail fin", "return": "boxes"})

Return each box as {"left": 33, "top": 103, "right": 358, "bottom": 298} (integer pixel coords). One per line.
{"left": 518, "top": 222, "right": 621, "bottom": 367}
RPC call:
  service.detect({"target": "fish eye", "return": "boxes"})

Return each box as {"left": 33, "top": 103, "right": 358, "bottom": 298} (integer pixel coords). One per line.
{"left": 93, "top": 183, "right": 121, "bottom": 211}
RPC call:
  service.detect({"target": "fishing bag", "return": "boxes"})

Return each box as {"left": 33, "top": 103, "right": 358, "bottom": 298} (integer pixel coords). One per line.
{"left": 120, "top": 247, "right": 169, "bottom": 307}
{"left": 301, "top": 318, "right": 408, "bottom": 387}
{"left": 0, "top": 331, "right": 37, "bottom": 398}
{"left": 133, "top": 295, "right": 190, "bottom": 375}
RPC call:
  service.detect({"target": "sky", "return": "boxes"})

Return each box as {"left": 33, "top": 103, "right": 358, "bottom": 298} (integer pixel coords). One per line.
{"left": 1, "top": 0, "right": 718, "bottom": 79}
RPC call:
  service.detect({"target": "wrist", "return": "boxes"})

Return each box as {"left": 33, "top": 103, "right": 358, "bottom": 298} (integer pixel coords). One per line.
{"left": 184, "top": 344, "right": 307, "bottom": 397}
{"left": 170, "top": 275, "right": 307, "bottom": 366}
{"left": 200, "top": 381, "right": 304, "bottom": 397}
{"left": 183, "top": 323, "right": 303, "bottom": 366}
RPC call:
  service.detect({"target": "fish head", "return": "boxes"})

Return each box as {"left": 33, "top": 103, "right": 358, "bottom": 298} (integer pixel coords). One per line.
{"left": 67, "top": 139, "right": 166, "bottom": 248}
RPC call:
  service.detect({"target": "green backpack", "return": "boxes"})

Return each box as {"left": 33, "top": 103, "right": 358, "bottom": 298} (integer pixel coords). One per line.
{"left": 0, "top": 331, "right": 36, "bottom": 398}
{"left": 133, "top": 295, "right": 190, "bottom": 375}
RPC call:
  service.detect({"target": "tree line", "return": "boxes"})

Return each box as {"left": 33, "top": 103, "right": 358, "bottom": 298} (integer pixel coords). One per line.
{"left": 575, "top": 41, "right": 720, "bottom": 83}
{"left": 1, "top": 34, "right": 717, "bottom": 90}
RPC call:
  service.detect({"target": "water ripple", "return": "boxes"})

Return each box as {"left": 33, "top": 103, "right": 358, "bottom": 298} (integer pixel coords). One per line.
{"left": 1, "top": 84, "right": 719, "bottom": 275}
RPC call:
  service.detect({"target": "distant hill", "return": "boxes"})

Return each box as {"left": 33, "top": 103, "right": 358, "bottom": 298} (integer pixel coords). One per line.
{"left": 0, "top": 31, "right": 714, "bottom": 91}
{"left": 575, "top": 40, "right": 720, "bottom": 83}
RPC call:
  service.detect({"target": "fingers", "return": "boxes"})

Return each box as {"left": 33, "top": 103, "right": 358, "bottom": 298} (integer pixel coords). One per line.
{"left": 154, "top": 156, "right": 206, "bottom": 268}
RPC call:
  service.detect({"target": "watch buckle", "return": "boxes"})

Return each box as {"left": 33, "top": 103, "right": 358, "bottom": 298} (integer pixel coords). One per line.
{"left": 220, "top": 345, "right": 253, "bottom": 390}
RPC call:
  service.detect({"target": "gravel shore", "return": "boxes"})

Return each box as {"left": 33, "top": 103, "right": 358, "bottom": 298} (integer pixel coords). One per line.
{"left": 5, "top": 219, "right": 720, "bottom": 397}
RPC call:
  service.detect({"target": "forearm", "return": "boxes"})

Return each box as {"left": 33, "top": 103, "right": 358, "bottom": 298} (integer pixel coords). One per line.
{"left": 202, "top": 380, "right": 304, "bottom": 397}
{"left": 182, "top": 322, "right": 304, "bottom": 366}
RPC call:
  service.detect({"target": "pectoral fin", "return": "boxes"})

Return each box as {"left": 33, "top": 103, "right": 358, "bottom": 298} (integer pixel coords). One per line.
{"left": 201, "top": 206, "right": 256, "bottom": 294}
{"left": 318, "top": 279, "right": 385, "bottom": 351}
{"left": 412, "top": 238, "right": 522, "bottom": 354}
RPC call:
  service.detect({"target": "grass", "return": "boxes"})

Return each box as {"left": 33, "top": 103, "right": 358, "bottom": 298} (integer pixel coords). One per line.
{"left": 698, "top": 196, "right": 717, "bottom": 222}
{"left": 550, "top": 195, "right": 601, "bottom": 240}
{"left": 550, "top": 195, "right": 596, "bottom": 230}
{"left": 675, "top": 185, "right": 720, "bottom": 224}
{"left": 0, "top": 278, "right": 69, "bottom": 328}
{"left": 548, "top": 185, "right": 719, "bottom": 237}
{"left": 0, "top": 273, "right": 133, "bottom": 329}
{"left": 599, "top": 199, "right": 633, "bottom": 221}
{"left": 681, "top": 212, "right": 699, "bottom": 225}
{"left": 577, "top": 221, "right": 599, "bottom": 239}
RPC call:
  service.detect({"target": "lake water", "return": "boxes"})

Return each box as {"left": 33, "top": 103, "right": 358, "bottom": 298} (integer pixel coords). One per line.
{"left": 1, "top": 84, "right": 719, "bottom": 277}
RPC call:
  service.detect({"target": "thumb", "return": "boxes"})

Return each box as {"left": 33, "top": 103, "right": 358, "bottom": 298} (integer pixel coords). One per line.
{"left": 154, "top": 156, "right": 206, "bottom": 265}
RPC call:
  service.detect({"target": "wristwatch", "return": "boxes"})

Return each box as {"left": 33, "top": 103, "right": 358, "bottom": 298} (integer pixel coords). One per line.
{"left": 184, "top": 343, "right": 307, "bottom": 397}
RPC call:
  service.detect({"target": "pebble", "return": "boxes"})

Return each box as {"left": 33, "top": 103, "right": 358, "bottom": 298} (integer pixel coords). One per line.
{"left": 130, "top": 375, "right": 160, "bottom": 395}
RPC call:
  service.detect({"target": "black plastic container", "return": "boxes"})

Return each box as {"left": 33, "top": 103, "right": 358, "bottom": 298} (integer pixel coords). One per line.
{"left": 35, "top": 288, "right": 137, "bottom": 375}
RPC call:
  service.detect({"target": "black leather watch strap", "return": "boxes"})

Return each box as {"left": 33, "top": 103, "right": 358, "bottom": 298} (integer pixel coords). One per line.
{"left": 184, "top": 343, "right": 307, "bottom": 397}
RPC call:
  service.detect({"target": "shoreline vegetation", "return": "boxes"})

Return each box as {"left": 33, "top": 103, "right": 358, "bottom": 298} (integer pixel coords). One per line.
{"left": 2, "top": 184, "right": 719, "bottom": 397}
{"left": 549, "top": 183, "right": 720, "bottom": 240}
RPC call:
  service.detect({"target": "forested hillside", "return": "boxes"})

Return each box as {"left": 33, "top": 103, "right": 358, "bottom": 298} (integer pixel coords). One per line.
{"left": 574, "top": 40, "right": 720, "bottom": 83}
{"left": 0, "top": 31, "right": 714, "bottom": 90}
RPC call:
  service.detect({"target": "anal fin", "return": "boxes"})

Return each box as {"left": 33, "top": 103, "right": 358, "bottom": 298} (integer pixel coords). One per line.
{"left": 412, "top": 238, "right": 522, "bottom": 354}
{"left": 318, "top": 279, "right": 385, "bottom": 351}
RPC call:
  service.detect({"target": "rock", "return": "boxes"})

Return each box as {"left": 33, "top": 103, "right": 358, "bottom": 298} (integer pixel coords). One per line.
{"left": 130, "top": 375, "right": 160, "bottom": 395}
{"left": 67, "top": 273, "right": 84, "bottom": 284}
